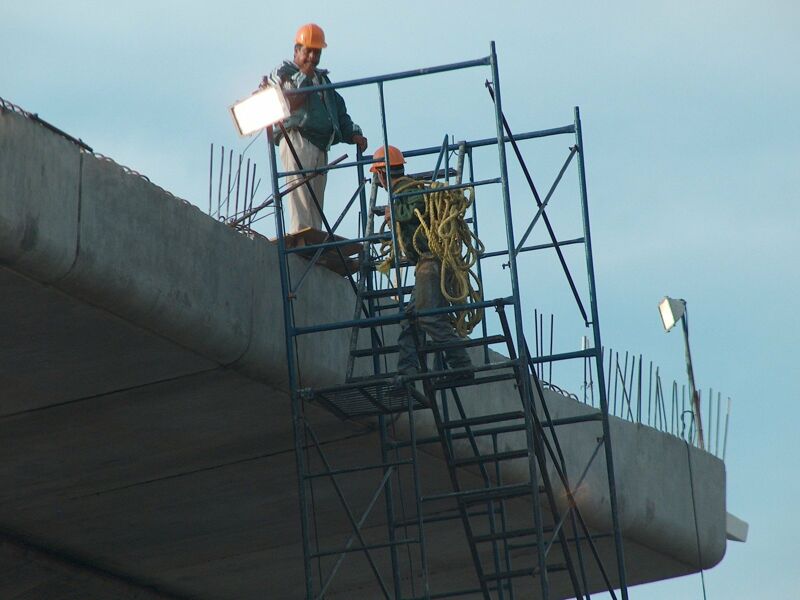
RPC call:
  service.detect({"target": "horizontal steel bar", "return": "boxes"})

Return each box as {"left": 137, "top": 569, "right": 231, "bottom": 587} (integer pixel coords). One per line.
{"left": 393, "top": 509, "right": 490, "bottom": 529}
{"left": 389, "top": 424, "right": 526, "bottom": 449}
{"left": 293, "top": 296, "right": 513, "bottom": 336}
{"left": 350, "top": 333, "right": 507, "bottom": 358}
{"left": 483, "top": 567, "right": 536, "bottom": 581}
{"left": 508, "top": 532, "right": 611, "bottom": 551}
{"left": 279, "top": 125, "right": 576, "bottom": 179}
{"left": 452, "top": 448, "right": 529, "bottom": 467}
{"left": 442, "top": 411, "right": 525, "bottom": 429}
{"left": 283, "top": 56, "right": 491, "bottom": 96}
{"left": 305, "top": 459, "right": 413, "bottom": 479}
{"left": 339, "top": 360, "right": 519, "bottom": 392}
{"left": 390, "top": 177, "right": 500, "bottom": 200}
{"left": 482, "top": 236, "right": 585, "bottom": 259}
{"left": 421, "top": 483, "right": 536, "bottom": 504}
{"left": 544, "top": 413, "right": 603, "bottom": 426}
{"left": 528, "top": 347, "right": 597, "bottom": 365}
{"left": 402, "top": 125, "right": 576, "bottom": 159}
{"left": 310, "top": 537, "right": 419, "bottom": 559}
{"left": 390, "top": 411, "right": 600, "bottom": 451}
{"left": 284, "top": 232, "right": 388, "bottom": 254}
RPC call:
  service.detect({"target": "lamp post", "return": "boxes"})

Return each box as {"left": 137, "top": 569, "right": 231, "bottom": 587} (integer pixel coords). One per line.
{"left": 658, "top": 297, "right": 705, "bottom": 449}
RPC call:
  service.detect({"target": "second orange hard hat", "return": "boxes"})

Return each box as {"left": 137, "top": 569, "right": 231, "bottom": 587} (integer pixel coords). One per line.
{"left": 295, "top": 23, "right": 327, "bottom": 49}
{"left": 370, "top": 145, "right": 406, "bottom": 172}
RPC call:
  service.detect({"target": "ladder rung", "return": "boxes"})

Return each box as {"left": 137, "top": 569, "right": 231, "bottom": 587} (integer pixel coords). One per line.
{"left": 482, "top": 567, "right": 534, "bottom": 581}
{"left": 441, "top": 410, "right": 525, "bottom": 430}
{"left": 452, "top": 448, "right": 530, "bottom": 467}
{"left": 431, "top": 371, "right": 518, "bottom": 390}
{"left": 310, "top": 537, "right": 419, "bottom": 558}
{"left": 393, "top": 508, "right": 489, "bottom": 528}
{"left": 473, "top": 527, "right": 543, "bottom": 544}
{"left": 422, "top": 483, "right": 541, "bottom": 505}
{"left": 482, "top": 564, "right": 567, "bottom": 581}
{"left": 460, "top": 483, "right": 544, "bottom": 505}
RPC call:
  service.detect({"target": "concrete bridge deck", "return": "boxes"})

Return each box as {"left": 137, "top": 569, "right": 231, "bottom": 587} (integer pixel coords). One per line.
{"left": 0, "top": 106, "right": 733, "bottom": 598}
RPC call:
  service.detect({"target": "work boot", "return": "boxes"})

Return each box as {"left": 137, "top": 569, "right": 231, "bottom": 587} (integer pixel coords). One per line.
{"left": 390, "top": 367, "right": 418, "bottom": 390}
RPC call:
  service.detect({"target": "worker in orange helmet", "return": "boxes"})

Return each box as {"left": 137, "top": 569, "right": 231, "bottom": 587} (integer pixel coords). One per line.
{"left": 262, "top": 23, "right": 368, "bottom": 234}
{"left": 372, "top": 145, "right": 473, "bottom": 384}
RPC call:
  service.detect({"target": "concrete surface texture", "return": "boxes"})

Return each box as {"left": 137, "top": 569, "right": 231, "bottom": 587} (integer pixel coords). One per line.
{"left": 0, "top": 106, "right": 731, "bottom": 598}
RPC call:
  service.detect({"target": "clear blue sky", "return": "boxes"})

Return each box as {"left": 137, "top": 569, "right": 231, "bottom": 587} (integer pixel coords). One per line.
{"left": 4, "top": 1, "right": 799, "bottom": 597}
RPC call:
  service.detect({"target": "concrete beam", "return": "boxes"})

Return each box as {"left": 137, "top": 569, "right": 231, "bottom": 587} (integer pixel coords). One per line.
{"left": 0, "top": 104, "right": 734, "bottom": 598}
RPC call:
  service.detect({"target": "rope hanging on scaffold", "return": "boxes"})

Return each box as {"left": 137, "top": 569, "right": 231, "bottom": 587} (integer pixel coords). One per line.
{"left": 378, "top": 177, "right": 484, "bottom": 337}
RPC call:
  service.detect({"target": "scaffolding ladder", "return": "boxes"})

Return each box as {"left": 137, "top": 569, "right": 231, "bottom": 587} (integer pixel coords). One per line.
{"left": 266, "top": 42, "right": 629, "bottom": 600}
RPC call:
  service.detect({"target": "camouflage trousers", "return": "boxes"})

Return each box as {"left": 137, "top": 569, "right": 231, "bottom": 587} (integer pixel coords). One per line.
{"left": 396, "top": 256, "right": 472, "bottom": 375}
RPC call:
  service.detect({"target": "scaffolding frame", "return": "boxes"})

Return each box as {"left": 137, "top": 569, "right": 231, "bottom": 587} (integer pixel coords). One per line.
{"left": 265, "top": 42, "right": 629, "bottom": 600}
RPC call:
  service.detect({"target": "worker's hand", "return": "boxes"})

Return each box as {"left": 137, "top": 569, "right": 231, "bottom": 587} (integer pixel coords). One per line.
{"left": 352, "top": 134, "right": 368, "bottom": 153}
{"left": 384, "top": 205, "right": 392, "bottom": 223}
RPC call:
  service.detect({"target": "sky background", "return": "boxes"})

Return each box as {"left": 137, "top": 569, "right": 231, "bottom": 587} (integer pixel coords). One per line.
{"left": 3, "top": 1, "right": 799, "bottom": 597}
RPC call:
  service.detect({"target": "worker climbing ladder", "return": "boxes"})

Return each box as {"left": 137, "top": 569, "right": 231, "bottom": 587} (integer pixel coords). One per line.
{"left": 266, "top": 42, "right": 629, "bottom": 599}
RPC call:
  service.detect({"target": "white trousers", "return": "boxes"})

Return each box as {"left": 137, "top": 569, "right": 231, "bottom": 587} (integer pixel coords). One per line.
{"left": 278, "top": 129, "right": 328, "bottom": 234}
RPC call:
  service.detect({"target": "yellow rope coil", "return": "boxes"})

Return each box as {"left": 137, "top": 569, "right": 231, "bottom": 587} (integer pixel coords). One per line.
{"left": 379, "top": 177, "right": 484, "bottom": 337}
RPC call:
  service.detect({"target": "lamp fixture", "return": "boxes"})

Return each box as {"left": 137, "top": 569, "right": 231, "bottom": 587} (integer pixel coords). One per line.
{"left": 230, "top": 86, "right": 290, "bottom": 137}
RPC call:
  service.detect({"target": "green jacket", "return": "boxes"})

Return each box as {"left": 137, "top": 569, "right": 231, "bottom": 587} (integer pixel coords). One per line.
{"left": 266, "top": 61, "right": 362, "bottom": 152}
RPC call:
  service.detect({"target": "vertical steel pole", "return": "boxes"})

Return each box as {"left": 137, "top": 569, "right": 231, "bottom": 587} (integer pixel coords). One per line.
{"left": 489, "top": 41, "right": 549, "bottom": 599}
{"left": 467, "top": 148, "right": 490, "bottom": 364}
{"left": 377, "top": 81, "right": 406, "bottom": 313}
{"left": 681, "top": 308, "right": 705, "bottom": 449}
{"left": 267, "top": 127, "right": 315, "bottom": 599}
{"left": 574, "top": 106, "right": 629, "bottom": 598}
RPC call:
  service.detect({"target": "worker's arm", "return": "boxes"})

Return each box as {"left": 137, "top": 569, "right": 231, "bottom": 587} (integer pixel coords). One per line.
{"left": 333, "top": 91, "right": 367, "bottom": 151}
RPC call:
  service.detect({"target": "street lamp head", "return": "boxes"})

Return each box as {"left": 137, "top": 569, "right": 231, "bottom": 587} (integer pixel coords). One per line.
{"left": 658, "top": 296, "right": 686, "bottom": 332}
{"left": 230, "top": 85, "right": 290, "bottom": 137}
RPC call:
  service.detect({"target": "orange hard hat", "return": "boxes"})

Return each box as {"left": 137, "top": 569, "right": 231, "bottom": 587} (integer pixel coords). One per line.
{"left": 295, "top": 23, "right": 327, "bottom": 49}
{"left": 370, "top": 145, "right": 406, "bottom": 173}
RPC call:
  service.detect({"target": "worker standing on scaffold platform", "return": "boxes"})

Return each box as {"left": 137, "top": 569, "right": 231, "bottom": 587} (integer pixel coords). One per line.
{"left": 372, "top": 145, "right": 481, "bottom": 385}
{"left": 263, "top": 23, "right": 368, "bottom": 234}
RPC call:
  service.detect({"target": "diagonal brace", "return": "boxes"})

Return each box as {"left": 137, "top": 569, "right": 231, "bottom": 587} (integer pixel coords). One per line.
{"left": 305, "top": 423, "right": 392, "bottom": 599}
{"left": 485, "top": 81, "right": 589, "bottom": 325}
{"left": 516, "top": 145, "right": 578, "bottom": 255}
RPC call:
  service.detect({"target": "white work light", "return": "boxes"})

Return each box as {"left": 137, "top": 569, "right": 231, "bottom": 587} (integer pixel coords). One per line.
{"left": 230, "top": 86, "right": 290, "bottom": 136}
{"left": 658, "top": 296, "right": 686, "bottom": 332}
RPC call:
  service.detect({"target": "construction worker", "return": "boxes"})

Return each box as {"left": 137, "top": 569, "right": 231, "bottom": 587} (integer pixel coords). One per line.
{"left": 263, "top": 23, "right": 368, "bottom": 234}
{"left": 372, "top": 146, "right": 473, "bottom": 383}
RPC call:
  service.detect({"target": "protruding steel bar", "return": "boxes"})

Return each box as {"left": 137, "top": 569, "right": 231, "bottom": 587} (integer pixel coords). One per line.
{"left": 216, "top": 145, "right": 224, "bottom": 217}
{"left": 208, "top": 143, "right": 213, "bottom": 215}
{"left": 225, "top": 148, "right": 233, "bottom": 220}
{"left": 234, "top": 154, "right": 242, "bottom": 219}
{"left": 241, "top": 158, "right": 251, "bottom": 220}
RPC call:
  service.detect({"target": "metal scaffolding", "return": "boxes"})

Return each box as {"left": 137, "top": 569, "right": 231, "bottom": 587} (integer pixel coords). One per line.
{"left": 266, "top": 42, "right": 629, "bottom": 600}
